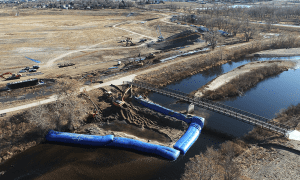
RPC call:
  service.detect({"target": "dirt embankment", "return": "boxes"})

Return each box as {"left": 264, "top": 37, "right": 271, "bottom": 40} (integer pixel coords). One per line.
{"left": 193, "top": 60, "right": 296, "bottom": 100}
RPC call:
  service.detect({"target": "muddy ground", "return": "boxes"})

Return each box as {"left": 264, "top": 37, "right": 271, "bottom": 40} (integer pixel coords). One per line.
{"left": 0, "top": 85, "right": 188, "bottom": 164}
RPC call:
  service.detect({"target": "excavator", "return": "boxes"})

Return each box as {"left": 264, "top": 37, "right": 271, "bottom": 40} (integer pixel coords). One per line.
{"left": 156, "top": 25, "right": 164, "bottom": 42}
{"left": 0, "top": 72, "right": 22, "bottom": 80}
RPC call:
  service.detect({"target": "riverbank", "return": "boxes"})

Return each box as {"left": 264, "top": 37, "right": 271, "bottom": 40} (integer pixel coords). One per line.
{"left": 136, "top": 35, "right": 300, "bottom": 88}
{"left": 183, "top": 102, "right": 300, "bottom": 180}
{"left": 0, "top": 85, "right": 188, "bottom": 165}
{"left": 248, "top": 47, "right": 300, "bottom": 57}
{"left": 193, "top": 60, "right": 296, "bottom": 99}
{"left": 236, "top": 103, "right": 300, "bottom": 180}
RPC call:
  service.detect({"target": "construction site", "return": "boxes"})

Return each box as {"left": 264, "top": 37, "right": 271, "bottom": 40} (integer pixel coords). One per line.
{"left": 1, "top": 1, "right": 300, "bottom": 180}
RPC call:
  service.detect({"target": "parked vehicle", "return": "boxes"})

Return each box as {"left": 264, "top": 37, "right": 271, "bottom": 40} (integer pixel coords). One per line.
{"left": 29, "top": 69, "right": 37, "bottom": 72}
{"left": 19, "top": 69, "right": 27, "bottom": 73}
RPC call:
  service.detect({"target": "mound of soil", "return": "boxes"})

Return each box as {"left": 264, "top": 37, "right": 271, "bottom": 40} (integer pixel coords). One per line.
{"left": 152, "top": 30, "right": 200, "bottom": 51}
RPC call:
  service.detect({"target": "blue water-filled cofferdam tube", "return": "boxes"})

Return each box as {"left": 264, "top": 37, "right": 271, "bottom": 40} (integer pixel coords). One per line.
{"left": 173, "top": 117, "right": 205, "bottom": 155}
{"left": 190, "top": 116, "right": 205, "bottom": 129}
{"left": 173, "top": 122, "right": 201, "bottom": 155}
{"left": 45, "top": 130, "right": 180, "bottom": 160}
{"left": 106, "top": 137, "right": 180, "bottom": 160}
{"left": 45, "top": 130, "right": 114, "bottom": 146}
{"left": 134, "top": 96, "right": 191, "bottom": 123}
{"left": 134, "top": 96, "right": 206, "bottom": 155}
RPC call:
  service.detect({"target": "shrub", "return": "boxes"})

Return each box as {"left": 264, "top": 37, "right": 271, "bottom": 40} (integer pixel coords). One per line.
{"left": 182, "top": 141, "right": 245, "bottom": 180}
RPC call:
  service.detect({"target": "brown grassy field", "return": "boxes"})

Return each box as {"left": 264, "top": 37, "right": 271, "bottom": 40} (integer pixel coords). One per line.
{"left": 0, "top": 8, "right": 178, "bottom": 85}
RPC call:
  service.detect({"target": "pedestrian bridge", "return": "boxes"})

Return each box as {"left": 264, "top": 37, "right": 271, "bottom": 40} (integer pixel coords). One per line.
{"left": 124, "top": 80, "right": 292, "bottom": 137}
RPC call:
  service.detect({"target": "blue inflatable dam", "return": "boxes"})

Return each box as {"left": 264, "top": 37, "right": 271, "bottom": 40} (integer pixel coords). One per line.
{"left": 45, "top": 130, "right": 114, "bottom": 146}
{"left": 134, "top": 96, "right": 191, "bottom": 124}
{"left": 106, "top": 137, "right": 180, "bottom": 160}
{"left": 173, "top": 117, "right": 205, "bottom": 155}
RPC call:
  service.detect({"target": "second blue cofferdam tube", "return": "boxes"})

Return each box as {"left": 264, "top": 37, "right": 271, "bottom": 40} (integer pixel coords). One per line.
{"left": 106, "top": 137, "right": 180, "bottom": 161}
{"left": 173, "top": 117, "right": 205, "bottom": 155}
{"left": 45, "top": 130, "right": 114, "bottom": 146}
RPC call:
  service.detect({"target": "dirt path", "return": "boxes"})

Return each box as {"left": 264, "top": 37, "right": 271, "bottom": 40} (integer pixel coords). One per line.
{"left": 44, "top": 39, "right": 113, "bottom": 68}
{"left": 43, "top": 19, "right": 158, "bottom": 68}
{"left": 250, "top": 48, "right": 300, "bottom": 57}
{"left": 194, "top": 60, "right": 296, "bottom": 98}
{"left": 0, "top": 74, "right": 136, "bottom": 115}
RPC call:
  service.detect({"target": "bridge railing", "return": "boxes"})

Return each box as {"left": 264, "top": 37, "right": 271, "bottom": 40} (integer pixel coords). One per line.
{"left": 126, "top": 80, "right": 291, "bottom": 131}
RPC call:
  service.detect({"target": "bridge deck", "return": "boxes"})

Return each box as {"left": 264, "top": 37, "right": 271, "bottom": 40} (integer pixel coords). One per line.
{"left": 125, "top": 80, "right": 291, "bottom": 136}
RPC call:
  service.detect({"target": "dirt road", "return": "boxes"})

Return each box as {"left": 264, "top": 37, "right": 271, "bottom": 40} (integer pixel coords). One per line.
{"left": 0, "top": 74, "right": 136, "bottom": 115}
{"left": 44, "top": 21, "right": 157, "bottom": 68}
{"left": 250, "top": 48, "right": 300, "bottom": 57}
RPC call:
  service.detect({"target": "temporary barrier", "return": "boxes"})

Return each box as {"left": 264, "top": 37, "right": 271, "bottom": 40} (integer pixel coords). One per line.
{"left": 190, "top": 116, "right": 205, "bottom": 129}
{"left": 173, "top": 117, "right": 205, "bottom": 154}
{"left": 45, "top": 130, "right": 180, "bottom": 160}
{"left": 134, "top": 96, "right": 205, "bottom": 155}
{"left": 45, "top": 130, "right": 114, "bottom": 146}
{"left": 45, "top": 97, "right": 205, "bottom": 160}
{"left": 134, "top": 96, "right": 191, "bottom": 123}
{"left": 173, "top": 123, "right": 201, "bottom": 155}
{"left": 106, "top": 137, "right": 180, "bottom": 160}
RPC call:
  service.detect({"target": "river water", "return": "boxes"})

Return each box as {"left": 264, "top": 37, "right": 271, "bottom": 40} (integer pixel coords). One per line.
{"left": 1, "top": 56, "right": 300, "bottom": 180}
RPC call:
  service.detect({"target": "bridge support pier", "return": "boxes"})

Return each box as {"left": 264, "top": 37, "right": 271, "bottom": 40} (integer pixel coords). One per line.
{"left": 187, "top": 103, "right": 194, "bottom": 114}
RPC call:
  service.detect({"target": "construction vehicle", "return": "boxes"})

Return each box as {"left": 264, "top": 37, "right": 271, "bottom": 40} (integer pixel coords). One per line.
{"left": 112, "top": 99, "right": 126, "bottom": 107}
{"left": 137, "top": 60, "right": 143, "bottom": 66}
{"left": 58, "top": 63, "right": 75, "bottom": 68}
{"left": 146, "top": 53, "right": 155, "bottom": 59}
{"left": 125, "top": 37, "right": 134, "bottom": 46}
{"left": 102, "top": 89, "right": 113, "bottom": 98}
{"left": 156, "top": 25, "right": 164, "bottom": 42}
{"left": 32, "top": 65, "right": 40, "bottom": 69}
{"left": 0, "top": 72, "right": 22, "bottom": 80}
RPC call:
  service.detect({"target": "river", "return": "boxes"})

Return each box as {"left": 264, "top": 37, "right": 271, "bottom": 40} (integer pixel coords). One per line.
{"left": 0, "top": 56, "right": 299, "bottom": 180}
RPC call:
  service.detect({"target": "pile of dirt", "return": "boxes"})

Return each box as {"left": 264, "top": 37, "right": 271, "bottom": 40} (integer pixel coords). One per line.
{"left": 152, "top": 30, "right": 200, "bottom": 50}
{"left": 85, "top": 87, "right": 188, "bottom": 147}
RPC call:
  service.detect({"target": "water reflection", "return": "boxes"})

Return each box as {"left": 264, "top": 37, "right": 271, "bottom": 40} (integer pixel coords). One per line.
{"left": 200, "top": 65, "right": 224, "bottom": 79}
{"left": 149, "top": 56, "right": 300, "bottom": 137}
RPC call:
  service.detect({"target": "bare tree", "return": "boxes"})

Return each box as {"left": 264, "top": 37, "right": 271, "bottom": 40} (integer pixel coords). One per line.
{"left": 28, "top": 79, "right": 88, "bottom": 134}
{"left": 203, "top": 28, "right": 221, "bottom": 50}
{"left": 182, "top": 146, "right": 222, "bottom": 180}
{"left": 240, "top": 16, "right": 256, "bottom": 42}
{"left": 220, "top": 142, "right": 241, "bottom": 180}
{"left": 28, "top": 104, "right": 51, "bottom": 135}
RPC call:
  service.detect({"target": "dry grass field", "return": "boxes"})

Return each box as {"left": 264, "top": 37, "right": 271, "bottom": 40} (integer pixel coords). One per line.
{"left": 0, "top": 8, "right": 179, "bottom": 85}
